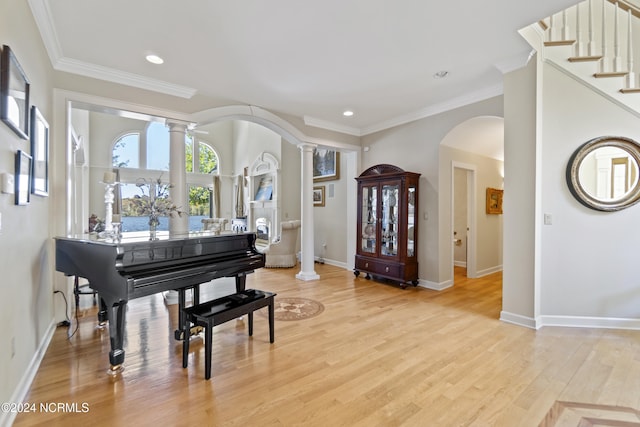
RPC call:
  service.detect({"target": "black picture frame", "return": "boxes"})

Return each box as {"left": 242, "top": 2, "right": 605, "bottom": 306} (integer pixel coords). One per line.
{"left": 15, "top": 150, "right": 32, "bottom": 205}
{"left": 1, "top": 45, "right": 30, "bottom": 139}
{"left": 30, "top": 106, "right": 49, "bottom": 196}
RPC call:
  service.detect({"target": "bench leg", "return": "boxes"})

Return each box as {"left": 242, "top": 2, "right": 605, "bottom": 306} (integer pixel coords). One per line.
{"left": 204, "top": 322, "right": 213, "bottom": 380}
{"left": 268, "top": 298, "right": 275, "bottom": 343}
{"left": 248, "top": 312, "right": 253, "bottom": 336}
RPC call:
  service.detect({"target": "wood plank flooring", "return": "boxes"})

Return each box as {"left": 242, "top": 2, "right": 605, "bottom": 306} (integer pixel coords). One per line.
{"left": 12, "top": 265, "right": 640, "bottom": 426}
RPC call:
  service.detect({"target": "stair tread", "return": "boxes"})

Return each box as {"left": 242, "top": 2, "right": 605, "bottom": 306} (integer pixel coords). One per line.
{"left": 568, "top": 55, "right": 603, "bottom": 62}
{"left": 594, "top": 71, "right": 628, "bottom": 78}
{"left": 545, "top": 40, "right": 576, "bottom": 47}
{"left": 620, "top": 88, "right": 640, "bottom": 93}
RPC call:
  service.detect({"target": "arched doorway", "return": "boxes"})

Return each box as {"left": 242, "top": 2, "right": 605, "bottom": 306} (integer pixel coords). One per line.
{"left": 440, "top": 116, "right": 504, "bottom": 283}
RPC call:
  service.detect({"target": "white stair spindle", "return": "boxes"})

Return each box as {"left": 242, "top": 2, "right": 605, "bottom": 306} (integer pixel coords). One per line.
{"left": 576, "top": 4, "right": 584, "bottom": 56}
{"left": 625, "top": 8, "right": 636, "bottom": 88}
{"left": 601, "top": 0, "right": 609, "bottom": 72}
{"left": 562, "top": 10, "right": 570, "bottom": 40}
{"left": 588, "top": 0, "right": 597, "bottom": 56}
{"left": 613, "top": 2, "right": 623, "bottom": 71}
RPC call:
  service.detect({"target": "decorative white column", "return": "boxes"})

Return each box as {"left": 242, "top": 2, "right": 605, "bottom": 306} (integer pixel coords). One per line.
{"left": 296, "top": 143, "right": 319, "bottom": 281}
{"left": 167, "top": 120, "right": 189, "bottom": 236}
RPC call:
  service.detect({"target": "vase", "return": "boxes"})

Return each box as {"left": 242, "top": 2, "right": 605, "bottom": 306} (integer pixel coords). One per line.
{"left": 149, "top": 223, "right": 158, "bottom": 240}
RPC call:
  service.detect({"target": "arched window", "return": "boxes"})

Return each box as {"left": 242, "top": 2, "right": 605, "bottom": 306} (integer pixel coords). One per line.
{"left": 112, "top": 133, "right": 140, "bottom": 168}
{"left": 112, "top": 124, "right": 222, "bottom": 233}
{"left": 146, "top": 122, "right": 170, "bottom": 171}
{"left": 186, "top": 134, "right": 219, "bottom": 174}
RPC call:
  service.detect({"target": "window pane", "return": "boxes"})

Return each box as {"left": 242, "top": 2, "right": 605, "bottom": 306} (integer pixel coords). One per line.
{"left": 199, "top": 142, "right": 218, "bottom": 174}
{"left": 118, "top": 183, "right": 169, "bottom": 232}
{"left": 146, "top": 122, "right": 170, "bottom": 171}
{"left": 189, "top": 185, "right": 210, "bottom": 231}
{"left": 112, "top": 133, "right": 139, "bottom": 168}
{"left": 185, "top": 135, "right": 194, "bottom": 173}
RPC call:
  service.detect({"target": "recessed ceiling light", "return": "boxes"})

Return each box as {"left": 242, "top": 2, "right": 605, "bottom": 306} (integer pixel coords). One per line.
{"left": 343, "top": 110, "right": 354, "bottom": 117}
{"left": 433, "top": 70, "right": 449, "bottom": 79}
{"left": 145, "top": 54, "right": 164, "bottom": 65}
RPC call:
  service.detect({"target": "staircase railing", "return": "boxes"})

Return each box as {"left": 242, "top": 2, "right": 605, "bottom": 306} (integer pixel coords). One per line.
{"left": 543, "top": 0, "right": 640, "bottom": 91}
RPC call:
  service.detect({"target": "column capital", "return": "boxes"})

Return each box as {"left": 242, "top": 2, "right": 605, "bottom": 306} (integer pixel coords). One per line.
{"left": 165, "top": 120, "right": 190, "bottom": 133}
{"left": 297, "top": 142, "right": 317, "bottom": 152}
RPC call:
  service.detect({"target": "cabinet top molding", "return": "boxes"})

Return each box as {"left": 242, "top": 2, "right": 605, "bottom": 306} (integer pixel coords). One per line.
{"left": 358, "top": 164, "right": 420, "bottom": 179}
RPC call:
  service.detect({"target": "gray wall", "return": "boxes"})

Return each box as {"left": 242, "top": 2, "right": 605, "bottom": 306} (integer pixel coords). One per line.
{"left": 0, "top": 0, "right": 55, "bottom": 414}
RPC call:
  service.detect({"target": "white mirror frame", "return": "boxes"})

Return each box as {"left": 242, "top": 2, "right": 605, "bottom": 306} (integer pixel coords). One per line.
{"left": 566, "top": 136, "right": 640, "bottom": 211}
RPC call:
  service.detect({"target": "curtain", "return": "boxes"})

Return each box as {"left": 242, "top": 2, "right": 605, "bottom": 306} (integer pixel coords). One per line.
{"left": 235, "top": 174, "right": 244, "bottom": 218}
{"left": 211, "top": 175, "right": 220, "bottom": 218}
{"left": 113, "top": 168, "right": 121, "bottom": 214}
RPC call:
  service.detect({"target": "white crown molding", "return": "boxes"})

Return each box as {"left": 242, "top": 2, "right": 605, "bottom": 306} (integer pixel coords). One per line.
{"left": 28, "top": 0, "right": 196, "bottom": 99}
{"left": 55, "top": 57, "right": 197, "bottom": 99}
{"left": 360, "top": 83, "right": 504, "bottom": 136}
{"left": 303, "top": 116, "right": 362, "bottom": 137}
{"left": 303, "top": 83, "right": 504, "bottom": 138}
{"left": 493, "top": 49, "right": 536, "bottom": 74}
{"left": 28, "top": 0, "right": 63, "bottom": 65}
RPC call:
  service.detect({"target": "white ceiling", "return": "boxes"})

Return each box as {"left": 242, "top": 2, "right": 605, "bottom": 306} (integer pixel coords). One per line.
{"left": 29, "top": 0, "right": 577, "bottom": 136}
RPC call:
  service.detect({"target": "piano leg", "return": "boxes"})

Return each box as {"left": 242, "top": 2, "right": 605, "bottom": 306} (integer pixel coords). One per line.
{"left": 100, "top": 295, "right": 127, "bottom": 373}
{"left": 174, "top": 284, "right": 203, "bottom": 341}
{"left": 235, "top": 273, "right": 247, "bottom": 293}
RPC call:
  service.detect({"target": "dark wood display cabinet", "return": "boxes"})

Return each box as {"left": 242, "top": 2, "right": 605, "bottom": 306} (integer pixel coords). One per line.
{"left": 354, "top": 164, "right": 420, "bottom": 288}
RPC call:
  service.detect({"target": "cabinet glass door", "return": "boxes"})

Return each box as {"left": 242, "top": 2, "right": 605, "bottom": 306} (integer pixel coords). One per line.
{"left": 407, "top": 185, "right": 416, "bottom": 257}
{"left": 360, "top": 184, "right": 377, "bottom": 254}
{"left": 381, "top": 184, "right": 399, "bottom": 257}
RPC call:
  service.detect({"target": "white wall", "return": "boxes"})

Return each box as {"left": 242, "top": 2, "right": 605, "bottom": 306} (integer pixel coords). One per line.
{"left": 0, "top": 0, "right": 55, "bottom": 419}
{"left": 502, "top": 57, "right": 538, "bottom": 326}
{"left": 539, "top": 63, "right": 640, "bottom": 321}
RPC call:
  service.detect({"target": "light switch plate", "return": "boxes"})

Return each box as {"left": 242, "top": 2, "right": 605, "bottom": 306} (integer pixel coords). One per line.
{"left": 1, "top": 173, "right": 15, "bottom": 194}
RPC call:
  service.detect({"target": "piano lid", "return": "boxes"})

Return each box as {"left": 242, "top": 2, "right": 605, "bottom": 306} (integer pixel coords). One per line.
{"left": 55, "top": 230, "right": 256, "bottom": 246}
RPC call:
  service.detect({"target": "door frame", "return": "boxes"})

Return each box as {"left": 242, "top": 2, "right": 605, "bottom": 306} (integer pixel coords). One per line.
{"left": 451, "top": 161, "right": 477, "bottom": 279}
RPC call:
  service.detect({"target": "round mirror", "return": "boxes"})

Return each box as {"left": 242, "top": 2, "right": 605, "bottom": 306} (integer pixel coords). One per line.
{"left": 566, "top": 136, "right": 640, "bottom": 211}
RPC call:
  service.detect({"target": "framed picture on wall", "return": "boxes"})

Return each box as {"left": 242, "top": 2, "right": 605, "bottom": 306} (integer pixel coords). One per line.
{"left": 486, "top": 187, "right": 503, "bottom": 214}
{"left": 313, "top": 149, "right": 340, "bottom": 182}
{"left": 30, "top": 106, "right": 49, "bottom": 197}
{"left": 1, "top": 45, "right": 30, "bottom": 139}
{"left": 313, "top": 186, "right": 325, "bottom": 207}
{"left": 15, "top": 150, "right": 32, "bottom": 205}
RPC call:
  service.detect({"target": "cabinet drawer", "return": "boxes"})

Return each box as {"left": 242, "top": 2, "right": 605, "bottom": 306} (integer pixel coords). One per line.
{"left": 356, "top": 257, "right": 400, "bottom": 278}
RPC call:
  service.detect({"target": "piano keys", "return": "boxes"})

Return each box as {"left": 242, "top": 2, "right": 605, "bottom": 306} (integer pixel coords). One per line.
{"left": 54, "top": 231, "right": 265, "bottom": 372}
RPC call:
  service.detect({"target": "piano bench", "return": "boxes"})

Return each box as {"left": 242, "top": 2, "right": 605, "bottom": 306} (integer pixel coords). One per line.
{"left": 182, "top": 289, "right": 276, "bottom": 380}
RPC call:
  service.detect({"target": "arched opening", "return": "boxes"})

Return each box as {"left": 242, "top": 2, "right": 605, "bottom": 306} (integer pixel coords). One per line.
{"left": 440, "top": 116, "right": 504, "bottom": 283}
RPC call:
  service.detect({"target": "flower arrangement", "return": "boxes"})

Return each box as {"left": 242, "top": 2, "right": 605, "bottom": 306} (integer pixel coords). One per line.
{"left": 133, "top": 175, "right": 183, "bottom": 228}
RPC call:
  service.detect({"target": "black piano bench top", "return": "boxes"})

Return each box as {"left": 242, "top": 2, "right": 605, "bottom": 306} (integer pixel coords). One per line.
{"left": 183, "top": 289, "right": 275, "bottom": 324}
{"left": 182, "top": 289, "right": 276, "bottom": 380}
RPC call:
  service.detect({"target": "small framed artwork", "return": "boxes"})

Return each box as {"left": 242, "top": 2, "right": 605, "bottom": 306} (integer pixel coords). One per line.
{"left": 486, "top": 187, "right": 503, "bottom": 214}
{"left": 30, "top": 106, "right": 49, "bottom": 196}
{"left": 15, "top": 150, "right": 32, "bottom": 205}
{"left": 313, "top": 148, "right": 340, "bottom": 182}
{"left": 1, "top": 45, "right": 30, "bottom": 139}
{"left": 313, "top": 186, "right": 325, "bottom": 207}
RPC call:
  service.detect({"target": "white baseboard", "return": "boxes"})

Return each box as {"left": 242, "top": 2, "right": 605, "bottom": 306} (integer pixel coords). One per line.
{"left": 475, "top": 265, "right": 503, "bottom": 277}
{"left": 1, "top": 319, "right": 57, "bottom": 427}
{"left": 315, "top": 257, "right": 347, "bottom": 269}
{"left": 500, "top": 311, "right": 538, "bottom": 329}
{"left": 538, "top": 315, "right": 640, "bottom": 330}
{"left": 454, "top": 260, "right": 467, "bottom": 268}
{"left": 418, "top": 279, "right": 453, "bottom": 291}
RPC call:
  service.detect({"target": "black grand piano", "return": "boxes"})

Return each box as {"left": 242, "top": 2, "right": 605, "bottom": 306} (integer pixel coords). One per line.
{"left": 54, "top": 231, "right": 265, "bottom": 371}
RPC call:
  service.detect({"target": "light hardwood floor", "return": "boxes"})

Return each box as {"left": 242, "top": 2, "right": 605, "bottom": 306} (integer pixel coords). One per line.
{"left": 12, "top": 265, "right": 640, "bottom": 426}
